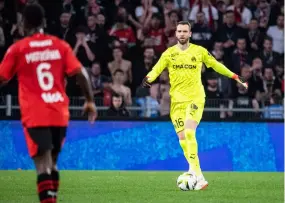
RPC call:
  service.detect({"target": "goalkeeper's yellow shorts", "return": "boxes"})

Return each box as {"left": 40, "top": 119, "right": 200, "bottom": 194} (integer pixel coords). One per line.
{"left": 170, "top": 99, "right": 205, "bottom": 133}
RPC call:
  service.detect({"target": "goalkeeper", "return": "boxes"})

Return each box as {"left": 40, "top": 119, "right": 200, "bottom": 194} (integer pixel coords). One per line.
{"left": 142, "top": 21, "right": 248, "bottom": 190}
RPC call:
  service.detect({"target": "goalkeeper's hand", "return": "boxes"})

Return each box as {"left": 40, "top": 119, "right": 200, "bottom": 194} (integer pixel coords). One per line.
{"left": 141, "top": 77, "right": 152, "bottom": 88}
{"left": 232, "top": 74, "right": 248, "bottom": 89}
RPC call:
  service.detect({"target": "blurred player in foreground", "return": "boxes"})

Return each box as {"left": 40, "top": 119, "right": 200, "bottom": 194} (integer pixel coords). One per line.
{"left": 0, "top": 4, "right": 97, "bottom": 203}
{"left": 142, "top": 21, "right": 248, "bottom": 190}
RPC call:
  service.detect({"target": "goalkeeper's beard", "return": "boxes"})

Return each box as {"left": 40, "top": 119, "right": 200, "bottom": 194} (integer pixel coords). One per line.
{"left": 177, "top": 38, "right": 189, "bottom": 45}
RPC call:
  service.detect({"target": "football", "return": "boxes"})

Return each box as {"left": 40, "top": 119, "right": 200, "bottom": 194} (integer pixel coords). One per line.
{"left": 176, "top": 172, "right": 197, "bottom": 191}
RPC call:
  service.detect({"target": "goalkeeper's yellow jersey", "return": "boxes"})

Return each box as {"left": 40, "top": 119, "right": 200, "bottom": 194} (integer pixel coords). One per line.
{"left": 146, "top": 43, "right": 235, "bottom": 103}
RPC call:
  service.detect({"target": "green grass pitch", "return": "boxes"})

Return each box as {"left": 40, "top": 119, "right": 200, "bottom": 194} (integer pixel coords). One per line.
{"left": 0, "top": 171, "right": 283, "bottom": 203}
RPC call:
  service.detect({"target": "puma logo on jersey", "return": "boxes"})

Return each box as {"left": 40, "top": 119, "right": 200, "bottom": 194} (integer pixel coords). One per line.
{"left": 41, "top": 91, "right": 64, "bottom": 103}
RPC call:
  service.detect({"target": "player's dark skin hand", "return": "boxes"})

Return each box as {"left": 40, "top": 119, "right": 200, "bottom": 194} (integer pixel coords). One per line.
{"left": 83, "top": 101, "right": 97, "bottom": 124}
{"left": 141, "top": 77, "right": 152, "bottom": 88}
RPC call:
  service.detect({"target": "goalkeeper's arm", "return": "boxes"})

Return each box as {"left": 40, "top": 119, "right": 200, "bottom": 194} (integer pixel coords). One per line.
{"left": 141, "top": 52, "right": 169, "bottom": 88}
{"left": 203, "top": 50, "right": 248, "bottom": 89}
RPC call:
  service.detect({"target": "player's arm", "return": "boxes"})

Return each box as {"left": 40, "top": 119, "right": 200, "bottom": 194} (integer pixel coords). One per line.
{"left": 0, "top": 45, "right": 17, "bottom": 87}
{"left": 64, "top": 42, "right": 97, "bottom": 123}
{"left": 142, "top": 52, "right": 169, "bottom": 88}
{"left": 202, "top": 48, "right": 248, "bottom": 89}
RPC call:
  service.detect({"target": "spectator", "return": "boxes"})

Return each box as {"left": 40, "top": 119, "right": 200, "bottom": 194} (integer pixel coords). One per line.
{"left": 86, "top": 14, "right": 100, "bottom": 43}
{"left": 211, "top": 41, "right": 224, "bottom": 60}
{"left": 73, "top": 26, "right": 96, "bottom": 68}
{"left": 136, "top": 85, "right": 160, "bottom": 118}
{"left": 85, "top": 0, "right": 102, "bottom": 18}
{"left": 204, "top": 72, "right": 226, "bottom": 119}
{"left": 254, "top": 0, "right": 281, "bottom": 28}
{"left": 266, "top": 15, "right": 284, "bottom": 55}
{"left": 228, "top": 81, "right": 260, "bottom": 119}
{"left": 97, "top": 13, "right": 106, "bottom": 27}
{"left": 173, "top": 0, "right": 190, "bottom": 20}
{"left": 90, "top": 62, "right": 111, "bottom": 98}
{"left": 188, "top": 0, "right": 219, "bottom": 30}
{"left": 109, "top": 7, "right": 136, "bottom": 48}
{"left": 110, "top": 69, "right": 132, "bottom": 105}
{"left": 216, "top": 10, "right": 245, "bottom": 66}
{"left": 164, "top": 10, "right": 180, "bottom": 42}
{"left": 141, "top": 13, "right": 167, "bottom": 55}
{"left": 108, "top": 47, "right": 132, "bottom": 85}
{"left": 62, "top": 0, "right": 76, "bottom": 15}
{"left": 227, "top": 0, "right": 252, "bottom": 28}
{"left": 191, "top": 11, "right": 213, "bottom": 49}
{"left": 263, "top": 94, "right": 284, "bottom": 119}
{"left": 133, "top": 47, "right": 157, "bottom": 93}
{"left": 216, "top": 0, "right": 227, "bottom": 27}
{"left": 259, "top": 37, "right": 280, "bottom": 68}
{"left": 0, "top": 0, "right": 17, "bottom": 46}
{"left": 262, "top": 67, "right": 278, "bottom": 102}
{"left": 106, "top": 92, "right": 130, "bottom": 117}
{"left": 246, "top": 18, "right": 265, "bottom": 56}
{"left": 86, "top": 14, "right": 110, "bottom": 67}
{"left": 231, "top": 38, "right": 251, "bottom": 73}
{"left": 150, "top": 70, "right": 170, "bottom": 115}
{"left": 48, "top": 10, "right": 74, "bottom": 45}
{"left": 135, "top": 0, "right": 159, "bottom": 23}
{"left": 249, "top": 57, "right": 265, "bottom": 102}
{"left": 273, "top": 61, "right": 284, "bottom": 96}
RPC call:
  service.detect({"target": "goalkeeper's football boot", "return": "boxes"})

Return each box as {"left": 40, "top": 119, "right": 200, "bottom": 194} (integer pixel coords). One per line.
{"left": 194, "top": 175, "right": 208, "bottom": 190}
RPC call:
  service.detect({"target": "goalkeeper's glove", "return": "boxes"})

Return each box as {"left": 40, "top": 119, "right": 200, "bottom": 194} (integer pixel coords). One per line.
{"left": 141, "top": 77, "right": 152, "bottom": 88}
{"left": 232, "top": 74, "right": 248, "bottom": 89}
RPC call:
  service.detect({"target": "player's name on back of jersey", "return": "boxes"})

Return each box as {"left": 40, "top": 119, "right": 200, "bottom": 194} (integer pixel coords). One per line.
{"left": 173, "top": 64, "right": 197, "bottom": 69}
{"left": 25, "top": 49, "right": 61, "bottom": 64}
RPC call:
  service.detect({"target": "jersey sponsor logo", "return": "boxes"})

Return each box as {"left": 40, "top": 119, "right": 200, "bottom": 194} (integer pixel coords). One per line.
{"left": 173, "top": 64, "right": 197, "bottom": 69}
{"left": 41, "top": 91, "right": 64, "bottom": 103}
{"left": 25, "top": 50, "right": 61, "bottom": 64}
{"left": 29, "top": 40, "right": 53, "bottom": 47}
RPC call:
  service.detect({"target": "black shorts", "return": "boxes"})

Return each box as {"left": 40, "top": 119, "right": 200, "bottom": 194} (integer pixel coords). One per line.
{"left": 23, "top": 127, "right": 67, "bottom": 158}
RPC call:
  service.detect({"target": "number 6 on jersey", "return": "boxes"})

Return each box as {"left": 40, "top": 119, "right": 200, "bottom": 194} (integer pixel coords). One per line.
{"left": 36, "top": 62, "right": 54, "bottom": 91}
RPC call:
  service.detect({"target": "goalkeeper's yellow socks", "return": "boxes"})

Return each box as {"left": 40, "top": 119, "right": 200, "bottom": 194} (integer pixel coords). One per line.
{"left": 179, "top": 140, "right": 190, "bottom": 164}
{"left": 185, "top": 129, "right": 202, "bottom": 176}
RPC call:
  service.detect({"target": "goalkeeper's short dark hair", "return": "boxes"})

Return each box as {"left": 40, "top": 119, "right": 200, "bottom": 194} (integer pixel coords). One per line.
{"left": 177, "top": 21, "right": 191, "bottom": 30}
{"left": 23, "top": 3, "right": 45, "bottom": 29}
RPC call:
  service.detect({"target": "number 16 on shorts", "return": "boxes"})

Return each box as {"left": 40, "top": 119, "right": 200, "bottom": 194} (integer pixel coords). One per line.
{"left": 174, "top": 118, "right": 184, "bottom": 129}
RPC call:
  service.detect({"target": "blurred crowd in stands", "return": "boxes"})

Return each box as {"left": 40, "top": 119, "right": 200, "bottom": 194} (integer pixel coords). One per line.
{"left": 0, "top": 0, "right": 284, "bottom": 119}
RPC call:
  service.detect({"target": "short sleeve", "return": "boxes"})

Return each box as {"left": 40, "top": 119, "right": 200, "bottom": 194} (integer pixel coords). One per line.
{"left": 63, "top": 42, "right": 82, "bottom": 76}
{"left": 0, "top": 44, "right": 17, "bottom": 81}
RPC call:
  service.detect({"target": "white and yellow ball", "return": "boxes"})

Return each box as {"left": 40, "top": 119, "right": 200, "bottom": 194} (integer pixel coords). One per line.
{"left": 176, "top": 172, "right": 197, "bottom": 191}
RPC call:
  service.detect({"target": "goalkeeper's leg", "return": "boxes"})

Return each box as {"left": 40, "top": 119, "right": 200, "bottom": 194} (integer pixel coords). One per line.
{"left": 170, "top": 103, "right": 191, "bottom": 170}
{"left": 184, "top": 102, "right": 208, "bottom": 190}
{"left": 177, "top": 131, "right": 190, "bottom": 167}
